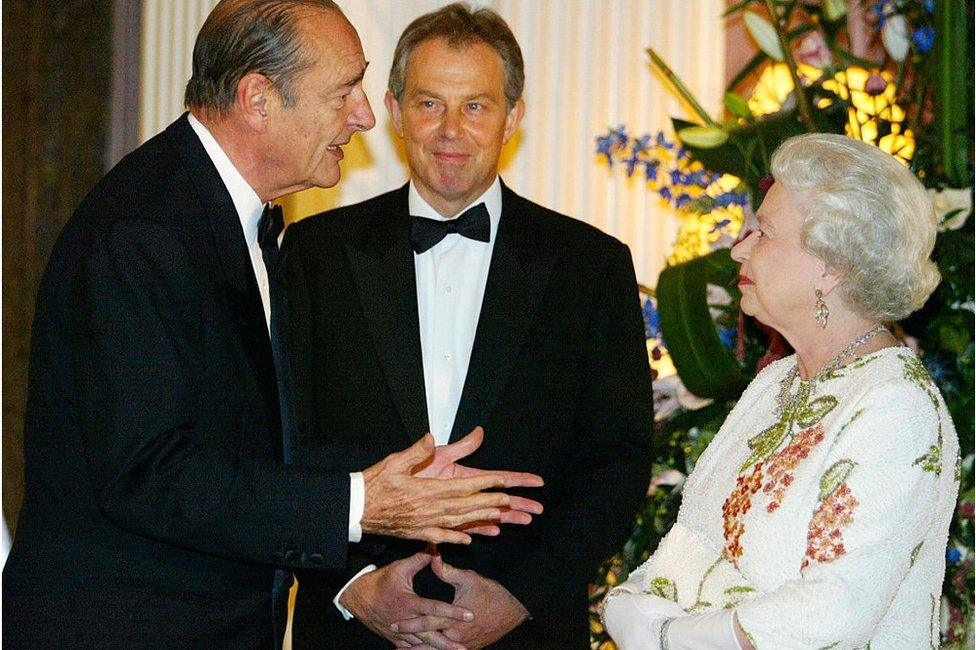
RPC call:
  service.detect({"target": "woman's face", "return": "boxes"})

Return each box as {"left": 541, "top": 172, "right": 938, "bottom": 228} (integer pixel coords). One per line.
{"left": 731, "top": 182, "right": 829, "bottom": 333}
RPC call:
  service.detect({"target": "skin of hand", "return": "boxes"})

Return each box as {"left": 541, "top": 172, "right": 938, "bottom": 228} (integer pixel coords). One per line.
{"left": 415, "top": 426, "right": 544, "bottom": 535}
{"left": 338, "top": 552, "right": 472, "bottom": 650}
{"left": 361, "top": 430, "right": 544, "bottom": 544}
{"left": 391, "top": 552, "right": 529, "bottom": 650}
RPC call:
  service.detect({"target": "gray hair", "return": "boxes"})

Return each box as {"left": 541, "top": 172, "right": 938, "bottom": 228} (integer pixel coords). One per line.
{"left": 771, "top": 133, "right": 940, "bottom": 321}
{"left": 388, "top": 2, "right": 525, "bottom": 110}
{"left": 184, "top": 0, "right": 341, "bottom": 114}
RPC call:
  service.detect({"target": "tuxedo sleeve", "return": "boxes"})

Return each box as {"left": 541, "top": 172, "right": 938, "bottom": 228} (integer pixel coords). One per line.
{"left": 74, "top": 218, "right": 349, "bottom": 572}
{"left": 494, "top": 241, "right": 654, "bottom": 633}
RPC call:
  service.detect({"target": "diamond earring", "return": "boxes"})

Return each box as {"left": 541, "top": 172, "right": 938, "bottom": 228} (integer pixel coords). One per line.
{"left": 815, "top": 289, "right": 829, "bottom": 328}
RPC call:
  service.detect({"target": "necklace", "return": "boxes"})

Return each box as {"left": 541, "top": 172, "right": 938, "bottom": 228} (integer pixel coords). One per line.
{"left": 775, "top": 324, "right": 888, "bottom": 416}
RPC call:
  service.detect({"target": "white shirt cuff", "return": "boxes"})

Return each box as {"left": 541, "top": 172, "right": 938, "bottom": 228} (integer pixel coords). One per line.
{"left": 348, "top": 472, "right": 365, "bottom": 542}
{"left": 333, "top": 564, "right": 378, "bottom": 620}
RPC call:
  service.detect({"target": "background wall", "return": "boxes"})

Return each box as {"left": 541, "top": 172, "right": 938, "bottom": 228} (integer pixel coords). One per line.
{"left": 138, "top": 0, "right": 727, "bottom": 286}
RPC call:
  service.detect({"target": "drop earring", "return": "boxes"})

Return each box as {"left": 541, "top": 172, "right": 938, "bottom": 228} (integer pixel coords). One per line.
{"left": 814, "top": 289, "right": 829, "bottom": 328}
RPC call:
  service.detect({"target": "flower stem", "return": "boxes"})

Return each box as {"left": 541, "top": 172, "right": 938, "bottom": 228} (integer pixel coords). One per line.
{"left": 762, "top": 0, "right": 818, "bottom": 132}
{"left": 647, "top": 47, "right": 720, "bottom": 127}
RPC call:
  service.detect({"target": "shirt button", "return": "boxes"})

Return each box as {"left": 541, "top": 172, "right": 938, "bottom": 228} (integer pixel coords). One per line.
{"left": 445, "top": 285, "right": 453, "bottom": 294}
{"left": 442, "top": 424, "right": 450, "bottom": 431}
{"left": 444, "top": 352, "right": 452, "bottom": 360}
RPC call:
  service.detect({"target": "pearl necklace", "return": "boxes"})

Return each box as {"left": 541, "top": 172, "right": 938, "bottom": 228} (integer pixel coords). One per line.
{"left": 775, "top": 324, "right": 888, "bottom": 416}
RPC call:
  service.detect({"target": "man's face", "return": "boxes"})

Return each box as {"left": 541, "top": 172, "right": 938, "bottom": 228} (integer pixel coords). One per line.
{"left": 266, "top": 10, "right": 375, "bottom": 194}
{"left": 386, "top": 37, "right": 524, "bottom": 217}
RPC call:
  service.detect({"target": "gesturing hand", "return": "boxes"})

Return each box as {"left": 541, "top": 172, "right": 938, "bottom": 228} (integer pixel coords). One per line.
{"left": 361, "top": 429, "right": 543, "bottom": 545}
{"left": 416, "top": 427, "right": 544, "bottom": 536}
{"left": 338, "top": 552, "right": 471, "bottom": 649}
{"left": 391, "top": 553, "right": 530, "bottom": 650}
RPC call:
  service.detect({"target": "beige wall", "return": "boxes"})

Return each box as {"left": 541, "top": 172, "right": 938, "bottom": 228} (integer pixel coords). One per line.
{"left": 138, "top": 0, "right": 726, "bottom": 286}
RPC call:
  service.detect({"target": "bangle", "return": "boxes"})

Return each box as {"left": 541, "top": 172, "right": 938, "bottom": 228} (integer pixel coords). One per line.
{"left": 598, "top": 588, "right": 625, "bottom": 629}
{"left": 659, "top": 616, "right": 675, "bottom": 650}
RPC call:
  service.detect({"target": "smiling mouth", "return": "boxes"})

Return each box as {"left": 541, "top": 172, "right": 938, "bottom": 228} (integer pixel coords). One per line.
{"left": 738, "top": 275, "right": 754, "bottom": 286}
{"left": 327, "top": 145, "right": 344, "bottom": 159}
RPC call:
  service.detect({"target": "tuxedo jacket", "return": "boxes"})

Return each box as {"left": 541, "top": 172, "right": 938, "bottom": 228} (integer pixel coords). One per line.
{"left": 3, "top": 115, "right": 351, "bottom": 648}
{"left": 283, "top": 183, "right": 654, "bottom": 648}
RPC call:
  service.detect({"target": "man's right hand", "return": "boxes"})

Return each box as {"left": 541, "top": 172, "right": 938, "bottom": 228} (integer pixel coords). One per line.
{"left": 361, "top": 431, "right": 543, "bottom": 545}
{"left": 339, "top": 552, "right": 471, "bottom": 650}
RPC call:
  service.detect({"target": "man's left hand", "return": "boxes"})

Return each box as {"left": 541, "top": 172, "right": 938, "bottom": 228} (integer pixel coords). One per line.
{"left": 391, "top": 552, "right": 529, "bottom": 649}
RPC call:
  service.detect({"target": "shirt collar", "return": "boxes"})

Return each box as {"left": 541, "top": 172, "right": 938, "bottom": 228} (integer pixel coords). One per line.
{"left": 187, "top": 112, "right": 265, "bottom": 245}
{"left": 408, "top": 177, "right": 502, "bottom": 244}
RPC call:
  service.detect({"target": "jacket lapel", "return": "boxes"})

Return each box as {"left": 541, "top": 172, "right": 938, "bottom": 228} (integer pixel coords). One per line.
{"left": 344, "top": 186, "right": 429, "bottom": 442}
{"left": 449, "top": 183, "right": 557, "bottom": 442}
{"left": 164, "top": 114, "right": 278, "bottom": 413}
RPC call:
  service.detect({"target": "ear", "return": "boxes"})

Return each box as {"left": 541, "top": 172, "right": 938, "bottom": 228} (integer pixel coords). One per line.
{"left": 236, "top": 72, "right": 275, "bottom": 133}
{"left": 818, "top": 262, "right": 844, "bottom": 297}
{"left": 502, "top": 98, "right": 525, "bottom": 144}
{"left": 384, "top": 90, "right": 404, "bottom": 137}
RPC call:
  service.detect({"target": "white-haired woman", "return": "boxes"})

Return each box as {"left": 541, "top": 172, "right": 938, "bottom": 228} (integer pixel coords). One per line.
{"left": 602, "top": 133, "right": 959, "bottom": 650}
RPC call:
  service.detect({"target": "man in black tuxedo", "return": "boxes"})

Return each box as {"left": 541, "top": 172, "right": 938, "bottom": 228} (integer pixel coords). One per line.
{"left": 285, "top": 4, "right": 654, "bottom": 648}
{"left": 3, "top": 2, "right": 543, "bottom": 648}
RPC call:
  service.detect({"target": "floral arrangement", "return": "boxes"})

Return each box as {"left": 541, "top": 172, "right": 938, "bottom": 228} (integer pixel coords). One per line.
{"left": 588, "top": 1, "right": 973, "bottom": 648}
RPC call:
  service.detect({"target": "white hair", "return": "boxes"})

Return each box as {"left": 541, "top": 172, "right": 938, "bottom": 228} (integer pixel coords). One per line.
{"left": 771, "top": 133, "right": 940, "bottom": 321}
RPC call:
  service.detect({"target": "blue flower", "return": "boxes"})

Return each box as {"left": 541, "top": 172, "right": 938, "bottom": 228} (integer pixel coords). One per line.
{"left": 660, "top": 187, "right": 673, "bottom": 202}
{"left": 625, "top": 152, "right": 643, "bottom": 177}
{"left": 947, "top": 548, "right": 962, "bottom": 564}
{"left": 655, "top": 131, "right": 675, "bottom": 150}
{"left": 673, "top": 193, "right": 692, "bottom": 208}
{"left": 718, "top": 325, "right": 737, "bottom": 349}
{"left": 869, "top": 1, "right": 889, "bottom": 30}
{"left": 711, "top": 218, "right": 732, "bottom": 232}
{"left": 645, "top": 160, "right": 659, "bottom": 182}
{"left": 670, "top": 169, "right": 686, "bottom": 185}
{"left": 643, "top": 298, "right": 661, "bottom": 339}
{"left": 912, "top": 26, "right": 935, "bottom": 53}
{"left": 923, "top": 0, "right": 935, "bottom": 15}
{"left": 632, "top": 134, "right": 652, "bottom": 155}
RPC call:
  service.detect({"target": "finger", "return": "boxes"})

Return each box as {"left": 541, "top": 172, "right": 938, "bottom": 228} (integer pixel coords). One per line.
{"left": 410, "top": 595, "right": 473, "bottom": 621}
{"left": 435, "top": 426, "right": 484, "bottom": 464}
{"left": 430, "top": 554, "right": 465, "bottom": 587}
{"left": 392, "top": 638, "right": 419, "bottom": 648}
{"left": 416, "top": 630, "right": 466, "bottom": 650}
{"left": 497, "top": 510, "right": 533, "bottom": 526}
{"left": 461, "top": 523, "right": 501, "bottom": 536}
{"left": 414, "top": 527, "right": 473, "bottom": 545}
{"left": 506, "top": 495, "right": 544, "bottom": 514}
{"left": 422, "top": 474, "right": 508, "bottom": 497}
{"left": 392, "top": 615, "right": 462, "bottom": 634}
{"left": 391, "top": 433, "right": 436, "bottom": 472}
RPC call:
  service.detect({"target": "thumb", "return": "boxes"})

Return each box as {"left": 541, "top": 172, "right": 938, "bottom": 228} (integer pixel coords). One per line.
{"left": 397, "top": 551, "right": 434, "bottom": 580}
{"left": 430, "top": 554, "right": 464, "bottom": 587}
{"left": 441, "top": 426, "right": 484, "bottom": 463}
{"left": 393, "top": 433, "right": 435, "bottom": 471}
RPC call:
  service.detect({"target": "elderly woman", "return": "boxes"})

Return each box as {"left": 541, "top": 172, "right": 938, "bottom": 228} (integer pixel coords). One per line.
{"left": 602, "top": 133, "right": 959, "bottom": 650}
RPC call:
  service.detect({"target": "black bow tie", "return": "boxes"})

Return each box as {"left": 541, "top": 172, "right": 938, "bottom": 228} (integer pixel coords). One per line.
{"left": 258, "top": 204, "right": 284, "bottom": 252}
{"left": 410, "top": 203, "right": 490, "bottom": 254}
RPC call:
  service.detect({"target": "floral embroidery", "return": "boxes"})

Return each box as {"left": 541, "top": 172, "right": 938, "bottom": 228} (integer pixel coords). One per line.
{"left": 722, "top": 463, "right": 764, "bottom": 565}
{"left": 763, "top": 426, "right": 826, "bottom": 513}
{"left": 722, "top": 585, "right": 757, "bottom": 609}
{"left": 646, "top": 576, "right": 678, "bottom": 602}
{"left": 803, "top": 461, "right": 859, "bottom": 569}
{"left": 914, "top": 444, "right": 943, "bottom": 475}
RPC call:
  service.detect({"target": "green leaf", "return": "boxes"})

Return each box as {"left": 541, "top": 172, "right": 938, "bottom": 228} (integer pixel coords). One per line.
{"left": 647, "top": 576, "right": 679, "bottom": 601}
{"left": 725, "top": 92, "right": 754, "bottom": 119}
{"left": 726, "top": 51, "right": 769, "bottom": 94}
{"left": 743, "top": 11, "right": 784, "bottom": 61}
{"left": 795, "top": 395, "right": 838, "bottom": 428}
{"left": 721, "top": 0, "right": 755, "bottom": 18}
{"left": 656, "top": 249, "right": 752, "bottom": 400}
{"left": 741, "top": 419, "right": 789, "bottom": 471}
{"left": 819, "top": 459, "right": 856, "bottom": 500}
{"left": 678, "top": 125, "right": 730, "bottom": 148}
{"left": 672, "top": 118, "right": 748, "bottom": 178}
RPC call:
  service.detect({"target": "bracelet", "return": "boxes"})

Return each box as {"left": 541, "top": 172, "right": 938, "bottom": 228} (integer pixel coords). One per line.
{"left": 598, "top": 588, "right": 626, "bottom": 629}
{"left": 659, "top": 616, "right": 675, "bottom": 650}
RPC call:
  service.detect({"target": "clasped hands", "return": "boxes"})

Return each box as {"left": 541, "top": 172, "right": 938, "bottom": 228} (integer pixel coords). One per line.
{"left": 341, "top": 547, "right": 529, "bottom": 650}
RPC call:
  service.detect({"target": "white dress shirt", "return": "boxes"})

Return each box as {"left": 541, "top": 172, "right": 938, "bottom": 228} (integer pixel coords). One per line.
{"left": 411, "top": 178, "right": 502, "bottom": 445}
{"left": 332, "top": 178, "right": 504, "bottom": 619}
{"left": 186, "top": 113, "right": 365, "bottom": 543}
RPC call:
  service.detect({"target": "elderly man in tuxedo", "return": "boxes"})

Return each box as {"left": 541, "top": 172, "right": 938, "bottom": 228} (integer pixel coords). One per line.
{"left": 3, "top": 2, "right": 543, "bottom": 648}
{"left": 284, "top": 4, "right": 654, "bottom": 648}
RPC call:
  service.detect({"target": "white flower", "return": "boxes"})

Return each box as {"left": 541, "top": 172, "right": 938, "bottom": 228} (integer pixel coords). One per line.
{"left": 882, "top": 14, "right": 910, "bottom": 62}
{"left": 928, "top": 187, "right": 972, "bottom": 231}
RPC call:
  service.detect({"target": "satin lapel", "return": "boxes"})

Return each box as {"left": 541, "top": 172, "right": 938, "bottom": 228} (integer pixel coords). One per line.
{"left": 163, "top": 115, "right": 278, "bottom": 409}
{"left": 449, "top": 185, "right": 557, "bottom": 442}
{"left": 344, "top": 186, "right": 429, "bottom": 443}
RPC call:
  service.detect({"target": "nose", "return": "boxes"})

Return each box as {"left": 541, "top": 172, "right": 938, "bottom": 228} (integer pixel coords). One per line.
{"left": 730, "top": 230, "right": 755, "bottom": 263}
{"left": 349, "top": 87, "right": 376, "bottom": 132}
{"left": 439, "top": 109, "right": 461, "bottom": 138}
